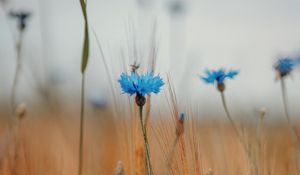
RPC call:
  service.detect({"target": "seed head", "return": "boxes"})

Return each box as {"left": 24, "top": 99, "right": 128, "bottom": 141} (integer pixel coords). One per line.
{"left": 259, "top": 107, "right": 267, "bottom": 119}
{"left": 114, "top": 161, "right": 124, "bottom": 175}
{"left": 16, "top": 103, "right": 27, "bottom": 119}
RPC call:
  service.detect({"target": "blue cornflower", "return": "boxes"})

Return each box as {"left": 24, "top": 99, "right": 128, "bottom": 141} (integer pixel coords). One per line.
{"left": 118, "top": 72, "right": 164, "bottom": 106}
{"left": 274, "top": 58, "right": 296, "bottom": 78}
{"left": 201, "top": 69, "right": 239, "bottom": 92}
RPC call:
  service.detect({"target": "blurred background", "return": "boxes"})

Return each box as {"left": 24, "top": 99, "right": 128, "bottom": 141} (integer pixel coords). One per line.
{"left": 1, "top": 0, "right": 300, "bottom": 120}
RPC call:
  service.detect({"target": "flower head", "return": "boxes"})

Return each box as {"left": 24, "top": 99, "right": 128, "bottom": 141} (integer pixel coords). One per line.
{"left": 119, "top": 72, "right": 164, "bottom": 96}
{"left": 119, "top": 72, "right": 164, "bottom": 106}
{"left": 9, "top": 11, "right": 31, "bottom": 31}
{"left": 201, "top": 69, "right": 239, "bottom": 91}
{"left": 201, "top": 68, "right": 239, "bottom": 92}
{"left": 273, "top": 58, "right": 296, "bottom": 78}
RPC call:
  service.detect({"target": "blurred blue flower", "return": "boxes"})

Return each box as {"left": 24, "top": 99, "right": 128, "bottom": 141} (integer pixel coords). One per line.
{"left": 9, "top": 11, "right": 31, "bottom": 31}
{"left": 88, "top": 92, "right": 107, "bottom": 109}
{"left": 179, "top": 112, "right": 185, "bottom": 123}
{"left": 273, "top": 58, "right": 295, "bottom": 77}
{"left": 201, "top": 69, "right": 239, "bottom": 85}
{"left": 118, "top": 72, "right": 164, "bottom": 97}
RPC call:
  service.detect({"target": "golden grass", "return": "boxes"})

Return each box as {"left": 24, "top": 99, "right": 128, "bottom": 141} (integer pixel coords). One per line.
{"left": 0, "top": 107, "right": 298, "bottom": 175}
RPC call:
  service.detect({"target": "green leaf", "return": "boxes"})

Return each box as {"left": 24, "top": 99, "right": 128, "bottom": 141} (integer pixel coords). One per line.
{"left": 79, "top": 0, "right": 89, "bottom": 73}
{"left": 81, "top": 24, "right": 89, "bottom": 73}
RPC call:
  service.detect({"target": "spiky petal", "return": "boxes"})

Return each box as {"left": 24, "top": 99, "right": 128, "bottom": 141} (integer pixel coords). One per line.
{"left": 201, "top": 69, "right": 239, "bottom": 85}
{"left": 274, "top": 58, "right": 295, "bottom": 78}
{"left": 118, "top": 72, "right": 164, "bottom": 97}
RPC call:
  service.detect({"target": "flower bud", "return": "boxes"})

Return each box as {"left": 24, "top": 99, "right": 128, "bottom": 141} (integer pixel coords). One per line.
{"left": 217, "top": 83, "right": 225, "bottom": 92}
{"left": 135, "top": 94, "right": 146, "bottom": 107}
{"left": 176, "top": 113, "right": 185, "bottom": 136}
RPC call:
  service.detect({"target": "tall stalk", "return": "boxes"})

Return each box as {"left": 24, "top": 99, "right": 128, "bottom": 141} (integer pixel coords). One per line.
{"left": 78, "top": 75, "right": 85, "bottom": 175}
{"left": 165, "top": 135, "right": 179, "bottom": 174}
{"left": 280, "top": 78, "right": 300, "bottom": 173}
{"left": 256, "top": 108, "right": 266, "bottom": 175}
{"left": 78, "top": 0, "right": 89, "bottom": 174}
{"left": 220, "top": 92, "right": 258, "bottom": 175}
{"left": 280, "top": 79, "right": 295, "bottom": 134}
{"left": 139, "top": 106, "right": 153, "bottom": 175}
{"left": 11, "top": 31, "right": 24, "bottom": 122}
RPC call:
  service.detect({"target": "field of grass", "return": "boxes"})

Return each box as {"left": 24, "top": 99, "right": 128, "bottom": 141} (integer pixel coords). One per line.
{"left": 0, "top": 104, "right": 298, "bottom": 175}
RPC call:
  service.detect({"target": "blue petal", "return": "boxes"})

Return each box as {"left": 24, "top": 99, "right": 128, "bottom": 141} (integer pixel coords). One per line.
{"left": 179, "top": 112, "right": 185, "bottom": 122}
{"left": 118, "top": 73, "right": 137, "bottom": 95}
{"left": 118, "top": 72, "right": 164, "bottom": 96}
{"left": 201, "top": 68, "right": 238, "bottom": 85}
{"left": 226, "top": 70, "right": 239, "bottom": 78}
{"left": 274, "top": 58, "right": 295, "bottom": 75}
{"left": 201, "top": 69, "right": 216, "bottom": 84}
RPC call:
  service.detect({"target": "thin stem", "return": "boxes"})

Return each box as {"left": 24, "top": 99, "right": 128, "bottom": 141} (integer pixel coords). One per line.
{"left": 280, "top": 78, "right": 293, "bottom": 130}
{"left": 9, "top": 29, "right": 24, "bottom": 175}
{"left": 144, "top": 94, "right": 151, "bottom": 129}
{"left": 139, "top": 106, "right": 153, "bottom": 175}
{"left": 78, "top": 74, "right": 85, "bottom": 175}
{"left": 280, "top": 78, "right": 300, "bottom": 173}
{"left": 256, "top": 113, "right": 264, "bottom": 175}
{"left": 165, "top": 136, "right": 179, "bottom": 175}
{"left": 220, "top": 92, "right": 241, "bottom": 139}
{"left": 220, "top": 92, "right": 258, "bottom": 175}
{"left": 10, "top": 31, "right": 24, "bottom": 120}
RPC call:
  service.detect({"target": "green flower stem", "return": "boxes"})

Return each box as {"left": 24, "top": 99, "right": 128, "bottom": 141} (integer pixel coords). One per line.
{"left": 220, "top": 92, "right": 258, "bottom": 175}
{"left": 280, "top": 79, "right": 292, "bottom": 130}
{"left": 78, "top": 75, "right": 85, "bottom": 175}
{"left": 139, "top": 106, "right": 153, "bottom": 175}
{"left": 11, "top": 30, "right": 24, "bottom": 120}
{"left": 280, "top": 78, "right": 300, "bottom": 173}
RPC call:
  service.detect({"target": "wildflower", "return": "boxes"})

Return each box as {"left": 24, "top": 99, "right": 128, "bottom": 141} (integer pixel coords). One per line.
{"left": 118, "top": 72, "right": 164, "bottom": 106}
{"left": 274, "top": 58, "right": 296, "bottom": 78}
{"left": 88, "top": 93, "right": 107, "bottom": 109}
{"left": 201, "top": 69, "right": 239, "bottom": 92}
{"left": 9, "top": 11, "right": 31, "bottom": 31}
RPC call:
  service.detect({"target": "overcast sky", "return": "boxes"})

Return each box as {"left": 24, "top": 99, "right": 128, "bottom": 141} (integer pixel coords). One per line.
{"left": 1, "top": 0, "right": 300, "bottom": 118}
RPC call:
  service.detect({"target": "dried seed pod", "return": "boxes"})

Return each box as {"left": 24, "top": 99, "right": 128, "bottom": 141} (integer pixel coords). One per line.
{"left": 114, "top": 161, "right": 124, "bottom": 175}
{"left": 259, "top": 107, "right": 267, "bottom": 119}
{"left": 16, "top": 103, "right": 27, "bottom": 119}
{"left": 206, "top": 168, "right": 213, "bottom": 175}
